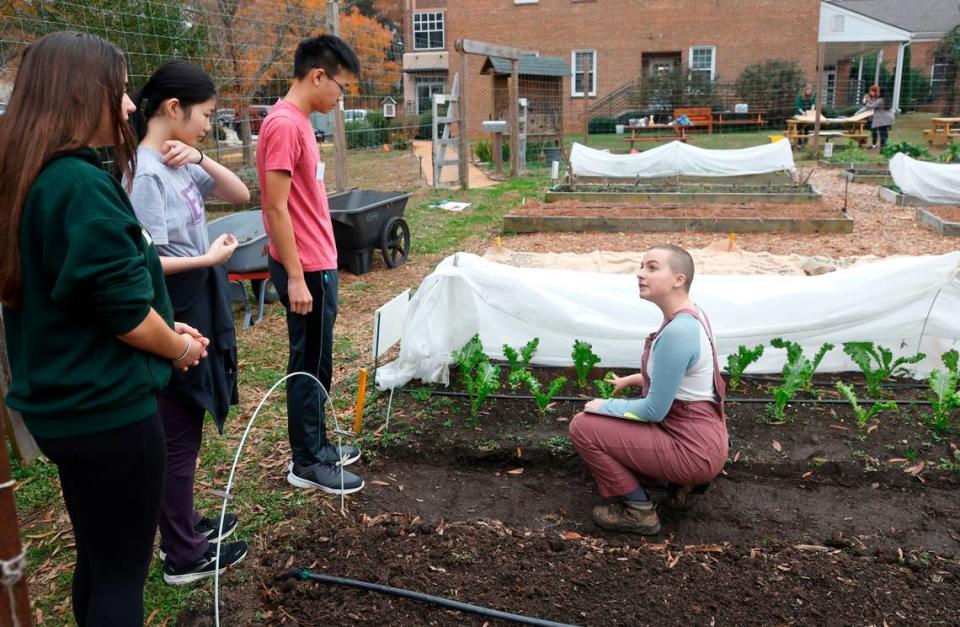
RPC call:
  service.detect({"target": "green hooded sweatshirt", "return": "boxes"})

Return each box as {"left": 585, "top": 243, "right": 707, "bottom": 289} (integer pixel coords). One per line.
{"left": 3, "top": 148, "right": 174, "bottom": 437}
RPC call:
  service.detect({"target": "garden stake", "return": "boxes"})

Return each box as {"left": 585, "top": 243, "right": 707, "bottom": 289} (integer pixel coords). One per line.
{"left": 352, "top": 368, "right": 367, "bottom": 433}
{"left": 290, "top": 569, "right": 580, "bottom": 627}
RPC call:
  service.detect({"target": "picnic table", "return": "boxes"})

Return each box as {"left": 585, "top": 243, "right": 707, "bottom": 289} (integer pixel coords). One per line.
{"left": 713, "top": 111, "right": 767, "bottom": 130}
{"left": 923, "top": 117, "right": 960, "bottom": 146}
{"left": 784, "top": 111, "right": 872, "bottom": 146}
{"left": 623, "top": 124, "right": 688, "bottom": 150}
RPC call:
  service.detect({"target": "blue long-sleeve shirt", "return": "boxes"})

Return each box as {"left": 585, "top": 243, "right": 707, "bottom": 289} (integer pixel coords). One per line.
{"left": 599, "top": 313, "right": 713, "bottom": 422}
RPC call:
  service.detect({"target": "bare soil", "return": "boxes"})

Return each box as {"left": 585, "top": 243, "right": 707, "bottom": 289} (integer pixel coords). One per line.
{"left": 511, "top": 199, "right": 844, "bottom": 220}
{"left": 182, "top": 370, "right": 960, "bottom": 626}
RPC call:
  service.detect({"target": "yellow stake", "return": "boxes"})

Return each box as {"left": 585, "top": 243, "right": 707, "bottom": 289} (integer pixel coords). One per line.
{"left": 495, "top": 236, "right": 502, "bottom": 249}
{"left": 352, "top": 368, "right": 367, "bottom": 433}
{"left": 728, "top": 232, "right": 736, "bottom": 252}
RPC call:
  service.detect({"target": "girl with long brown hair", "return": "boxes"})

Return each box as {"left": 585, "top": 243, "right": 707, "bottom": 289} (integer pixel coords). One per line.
{"left": 0, "top": 32, "right": 206, "bottom": 625}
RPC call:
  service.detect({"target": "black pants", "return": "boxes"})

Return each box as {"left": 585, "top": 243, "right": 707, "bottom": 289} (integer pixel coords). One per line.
{"left": 268, "top": 256, "right": 339, "bottom": 466}
{"left": 872, "top": 125, "right": 890, "bottom": 147}
{"left": 34, "top": 414, "right": 165, "bottom": 627}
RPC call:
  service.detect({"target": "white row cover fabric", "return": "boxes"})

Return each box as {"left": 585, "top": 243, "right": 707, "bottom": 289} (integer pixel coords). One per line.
{"left": 375, "top": 252, "right": 960, "bottom": 390}
{"left": 569, "top": 139, "right": 795, "bottom": 179}
{"left": 888, "top": 153, "right": 960, "bottom": 205}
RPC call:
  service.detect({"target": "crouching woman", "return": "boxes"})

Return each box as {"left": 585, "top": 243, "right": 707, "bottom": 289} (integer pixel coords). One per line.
{"left": 569, "top": 244, "right": 728, "bottom": 535}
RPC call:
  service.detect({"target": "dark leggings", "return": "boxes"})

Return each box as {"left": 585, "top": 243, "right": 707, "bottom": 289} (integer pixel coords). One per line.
{"left": 872, "top": 125, "right": 890, "bottom": 147}
{"left": 34, "top": 414, "right": 165, "bottom": 627}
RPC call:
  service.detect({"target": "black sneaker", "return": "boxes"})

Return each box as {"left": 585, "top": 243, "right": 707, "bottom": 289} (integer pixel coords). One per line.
{"left": 163, "top": 540, "right": 248, "bottom": 585}
{"left": 287, "top": 462, "right": 365, "bottom": 495}
{"left": 319, "top": 443, "right": 362, "bottom": 466}
{"left": 158, "top": 513, "right": 238, "bottom": 561}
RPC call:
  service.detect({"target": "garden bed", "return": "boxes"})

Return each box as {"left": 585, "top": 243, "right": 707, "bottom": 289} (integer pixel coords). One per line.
{"left": 546, "top": 183, "right": 821, "bottom": 205}
{"left": 574, "top": 171, "right": 795, "bottom": 186}
{"left": 916, "top": 206, "right": 960, "bottom": 236}
{"left": 877, "top": 185, "right": 936, "bottom": 207}
{"left": 504, "top": 200, "right": 852, "bottom": 234}
{"left": 188, "top": 364, "right": 960, "bottom": 625}
{"left": 845, "top": 165, "right": 892, "bottom": 185}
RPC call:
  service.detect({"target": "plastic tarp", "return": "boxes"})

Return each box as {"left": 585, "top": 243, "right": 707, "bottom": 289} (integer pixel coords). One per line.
{"left": 375, "top": 252, "right": 960, "bottom": 390}
{"left": 569, "top": 140, "right": 795, "bottom": 179}
{"left": 889, "top": 153, "right": 960, "bottom": 205}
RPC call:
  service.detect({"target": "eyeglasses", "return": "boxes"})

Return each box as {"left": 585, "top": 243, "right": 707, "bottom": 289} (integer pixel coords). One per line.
{"left": 327, "top": 73, "right": 347, "bottom": 97}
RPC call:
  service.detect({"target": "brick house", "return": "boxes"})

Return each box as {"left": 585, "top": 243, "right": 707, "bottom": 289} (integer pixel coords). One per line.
{"left": 400, "top": 0, "right": 822, "bottom": 134}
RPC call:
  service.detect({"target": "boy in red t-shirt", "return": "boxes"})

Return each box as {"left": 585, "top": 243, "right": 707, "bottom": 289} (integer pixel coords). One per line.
{"left": 257, "top": 35, "right": 364, "bottom": 494}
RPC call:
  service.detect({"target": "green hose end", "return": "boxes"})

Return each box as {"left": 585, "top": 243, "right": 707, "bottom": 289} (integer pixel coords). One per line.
{"left": 289, "top": 567, "right": 310, "bottom": 581}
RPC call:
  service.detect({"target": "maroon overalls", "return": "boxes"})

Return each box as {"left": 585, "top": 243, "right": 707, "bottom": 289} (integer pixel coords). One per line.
{"left": 569, "top": 307, "right": 729, "bottom": 497}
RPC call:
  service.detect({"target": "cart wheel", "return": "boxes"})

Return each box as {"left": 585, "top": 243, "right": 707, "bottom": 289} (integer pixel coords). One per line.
{"left": 380, "top": 217, "right": 410, "bottom": 269}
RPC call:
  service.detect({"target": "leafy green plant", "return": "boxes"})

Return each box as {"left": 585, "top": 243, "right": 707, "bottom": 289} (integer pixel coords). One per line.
{"left": 593, "top": 371, "right": 618, "bottom": 399}
{"left": 927, "top": 349, "right": 960, "bottom": 435}
{"left": 725, "top": 344, "right": 765, "bottom": 391}
{"left": 767, "top": 338, "right": 834, "bottom": 421}
{"left": 881, "top": 141, "right": 931, "bottom": 160}
{"left": 452, "top": 334, "right": 500, "bottom": 417}
{"left": 503, "top": 338, "right": 540, "bottom": 388}
{"left": 842, "top": 342, "right": 925, "bottom": 398}
{"left": 515, "top": 370, "right": 567, "bottom": 414}
{"left": 572, "top": 340, "right": 602, "bottom": 387}
{"left": 935, "top": 142, "right": 960, "bottom": 163}
{"left": 835, "top": 382, "right": 898, "bottom": 428}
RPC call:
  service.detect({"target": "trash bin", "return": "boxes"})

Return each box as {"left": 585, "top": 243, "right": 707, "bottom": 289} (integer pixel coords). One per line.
{"left": 615, "top": 124, "right": 625, "bottom": 135}
{"left": 543, "top": 146, "right": 563, "bottom": 164}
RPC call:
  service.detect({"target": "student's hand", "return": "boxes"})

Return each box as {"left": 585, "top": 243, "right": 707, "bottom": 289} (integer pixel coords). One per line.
{"left": 288, "top": 276, "right": 313, "bottom": 315}
{"left": 610, "top": 375, "right": 631, "bottom": 395}
{"left": 205, "top": 233, "right": 239, "bottom": 266}
{"left": 172, "top": 333, "right": 206, "bottom": 371}
{"left": 174, "top": 322, "right": 210, "bottom": 348}
{"left": 584, "top": 399, "right": 603, "bottom": 412}
{"left": 161, "top": 140, "right": 203, "bottom": 169}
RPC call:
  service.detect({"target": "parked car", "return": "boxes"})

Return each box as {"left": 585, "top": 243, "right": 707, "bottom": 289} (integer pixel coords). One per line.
{"left": 215, "top": 108, "right": 236, "bottom": 129}
{"left": 246, "top": 104, "right": 272, "bottom": 136}
{"left": 344, "top": 109, "right": 368, "bottom": 124}
{"left": 310, "top": 111, "right": 333, "bottom": 142}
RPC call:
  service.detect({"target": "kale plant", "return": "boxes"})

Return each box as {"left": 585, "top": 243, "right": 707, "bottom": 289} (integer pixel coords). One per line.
{"left": 842, "top": 341, "right": 925, "bottom": 398}
{"left": 503, "top": 338, "right": 540, "bottom": 388}
{"left": 514, "top": 371, "right": 567, "bottom": 414}
{"left": 452, "top": 334, "right": 500, "bottom": 417}
{"left": 572, "top": 340, "right": 602, "bottom": 387}
{"left": 767, "top": 338, "right": 834, "bottom": 421}
{"left": 835, "top": 382, "right": 898, "bottom": 429}
{"left": 725, "top": 344, "right": 765, "bottom": 391}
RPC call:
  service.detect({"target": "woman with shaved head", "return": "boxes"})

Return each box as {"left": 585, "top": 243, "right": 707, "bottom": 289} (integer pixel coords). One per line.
{"left": 569, "top": 244, "right": 728, "bottom": 535}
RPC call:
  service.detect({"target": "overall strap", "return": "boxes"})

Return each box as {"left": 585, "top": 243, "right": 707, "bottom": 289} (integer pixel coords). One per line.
{"left": 679, "top": 306, "right": 727, "bottom": 405}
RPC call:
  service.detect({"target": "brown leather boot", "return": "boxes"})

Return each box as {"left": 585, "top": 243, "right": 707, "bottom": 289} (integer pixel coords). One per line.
{"left": 663, "top": 483, "right": 710, "bottom": 512}
{"left": 591, "top": 501, "right": 661, "bottom": 535}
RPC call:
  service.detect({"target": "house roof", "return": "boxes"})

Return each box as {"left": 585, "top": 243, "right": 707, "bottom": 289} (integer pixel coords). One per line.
{"left": 827, "top": 0, "right": 960, "bottom": 38}
{"left": 481, "top": 55, "right": 570, "bottom": 77}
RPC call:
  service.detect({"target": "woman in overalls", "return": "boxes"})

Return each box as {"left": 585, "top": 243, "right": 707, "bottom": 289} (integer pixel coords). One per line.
{"left": 569, "top": 244, "right": 728, "bottom": 535}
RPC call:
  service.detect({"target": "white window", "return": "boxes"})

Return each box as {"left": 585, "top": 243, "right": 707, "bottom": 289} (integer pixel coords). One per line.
{"left": 932, "top": 59, "right": 953, "bottom": 85}
{"left": 689, "top": 46, "right": 716, "bottom": 80}
{"left": 416, "top": 79, "right": 445, "bottom": 115}
{"left": 413, "top": 12, "right": 444, "bottom": 50}
{"left": 571, "top": 50, "right": 597, "bottom": 97}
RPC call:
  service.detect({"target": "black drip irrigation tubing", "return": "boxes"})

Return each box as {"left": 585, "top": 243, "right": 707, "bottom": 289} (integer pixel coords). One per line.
{"left": 407, "top": 388, "right": 934, "bottom": 406}
{"left": 738, "top": 373, "right": 928, "bottom": 390}
{"left": 289, "top": 569, "right": 580, "bottom": 627}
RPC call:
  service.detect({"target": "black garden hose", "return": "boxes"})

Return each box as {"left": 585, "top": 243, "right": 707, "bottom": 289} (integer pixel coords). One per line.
{"left": 289, "top": 569, "right": 580, "bottom": 627}
{"left": 406, "top": 388, "right": 934, "bottom": 406}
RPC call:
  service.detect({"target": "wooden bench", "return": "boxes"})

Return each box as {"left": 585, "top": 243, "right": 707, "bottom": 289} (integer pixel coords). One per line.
{"left": 673, "top": 107, "right": 713, "bottom": 134}
{"left": 623, "top": 124, "right": 688, "bottom": 149}
{"left": 713, "top": 111, "right": 767, "bottom": 129}
{"left": 923, "top": 117, "right": 960, "bottom": 146}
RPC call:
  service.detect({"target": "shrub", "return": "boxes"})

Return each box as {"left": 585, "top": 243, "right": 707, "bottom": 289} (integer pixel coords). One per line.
{"left": 735, "top": 60, "right": 805, "bottom": 123}
{"left": 416, "top": 110, "right": 433, "bottom": 140}
{"left": 588, "top": 116, "right": 617, "bottom": 134}
{"left": 881, "top": 141, "right": 931, "bottom": 160}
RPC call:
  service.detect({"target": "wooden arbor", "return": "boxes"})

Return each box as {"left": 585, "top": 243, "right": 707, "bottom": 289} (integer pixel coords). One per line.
{"left": 454, "top": 39, "right": 525, "bottom": 189}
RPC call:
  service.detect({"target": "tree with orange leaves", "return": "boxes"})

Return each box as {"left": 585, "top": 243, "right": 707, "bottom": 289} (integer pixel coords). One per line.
{"left": 339, "top": 6, "right": 402, "bottom": 109}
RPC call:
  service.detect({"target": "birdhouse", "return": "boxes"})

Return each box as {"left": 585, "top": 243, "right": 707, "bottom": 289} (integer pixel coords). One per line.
{"left": 382, "top": 96, "right": 397, "bottom": 119}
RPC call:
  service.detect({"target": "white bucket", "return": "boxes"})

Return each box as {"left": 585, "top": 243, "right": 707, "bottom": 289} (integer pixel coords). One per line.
{"left": 615, "top": 124, "right": 625, "bottom": 135}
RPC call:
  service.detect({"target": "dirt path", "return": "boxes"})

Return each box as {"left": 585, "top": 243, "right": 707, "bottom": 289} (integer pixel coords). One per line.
{"left": 412, "top": 140, "right": 498, "bottom": 189}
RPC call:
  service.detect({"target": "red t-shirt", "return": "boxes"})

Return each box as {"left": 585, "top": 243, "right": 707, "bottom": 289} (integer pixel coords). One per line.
{"left": 257, "top": 100, "right": 337, "bottom": 271}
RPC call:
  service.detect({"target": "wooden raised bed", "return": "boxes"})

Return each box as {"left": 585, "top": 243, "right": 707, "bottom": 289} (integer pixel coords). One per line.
{"left": 503, "top": 202, "right": 852, "bottom": 234}
{"left": 877, "top": 186, "right": 936, "bottom": 207}
{"left": 546, "top": 183, "right": 821, "bottom": 205}
{"left": 916, "top": 206, "right": 960, "bottom": 236}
